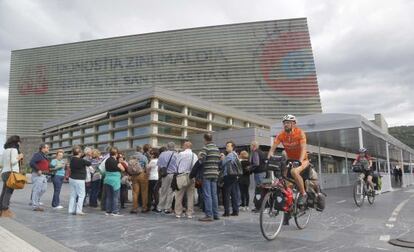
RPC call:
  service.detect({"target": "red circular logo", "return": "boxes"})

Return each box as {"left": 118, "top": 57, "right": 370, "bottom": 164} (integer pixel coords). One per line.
{"left": 18, "top": 65, "right": 49, "bottom": 95}
{"left": 260, "top": 32, "right": 318, "bottom": 97}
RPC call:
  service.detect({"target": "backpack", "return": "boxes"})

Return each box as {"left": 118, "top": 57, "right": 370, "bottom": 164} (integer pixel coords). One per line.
{"left": 227, "top": 154, "right": 243, "bottom": 176}
{"left": 127, "top": 159, "right": 144, "bottom": 176}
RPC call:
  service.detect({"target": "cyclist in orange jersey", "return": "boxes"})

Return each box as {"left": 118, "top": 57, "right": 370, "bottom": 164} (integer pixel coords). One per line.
{"left": 268, "top": 114, "right": 310, "bottom": 206}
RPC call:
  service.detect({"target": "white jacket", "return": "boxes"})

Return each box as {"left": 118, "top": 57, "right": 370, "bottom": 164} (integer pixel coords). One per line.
{"left": 2, "top": 148, "right": 20, "bottom": 173}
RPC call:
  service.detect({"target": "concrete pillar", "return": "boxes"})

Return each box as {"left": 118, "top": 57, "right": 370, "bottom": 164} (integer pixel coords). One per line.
{"left": 401, "top": 149, "right": 405, "bottom": 187}
{"left": 207, "top": 112, "right": 213, "bottom": 131}
{"left": 317, "top": 133, "right": 323, "bottom": 189}
{"left": 151, "top": 98, "right": 159, "bottom": 109}
{"left": 358, "top": 128, "right": 364, "bottom": 149}
{"left": 386, "top": 142, "right": 392, "bottom": 190}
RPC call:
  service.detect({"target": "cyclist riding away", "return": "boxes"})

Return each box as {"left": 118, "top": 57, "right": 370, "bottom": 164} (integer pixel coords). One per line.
{"left": 353, "top": 147, "right": 374, "bottom": 191}
{"left": 268, "top": 114, "right": 310, "bottom": 206}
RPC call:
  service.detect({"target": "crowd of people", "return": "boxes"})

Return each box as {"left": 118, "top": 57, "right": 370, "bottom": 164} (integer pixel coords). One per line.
{"left": 1, "top": 133, "right": 268, "bottom": 221}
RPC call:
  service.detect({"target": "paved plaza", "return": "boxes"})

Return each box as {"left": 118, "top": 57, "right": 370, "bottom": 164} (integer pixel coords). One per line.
{"left": 1, "top": 182, "right": 414, "bottom": 251}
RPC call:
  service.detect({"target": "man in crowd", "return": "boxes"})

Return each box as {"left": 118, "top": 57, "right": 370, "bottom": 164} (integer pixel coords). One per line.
{"left": 30, "top": 143, "right": 50, "bottom": 211}
{"left": 198, "top": 133, "right": 221, "bottom": 222}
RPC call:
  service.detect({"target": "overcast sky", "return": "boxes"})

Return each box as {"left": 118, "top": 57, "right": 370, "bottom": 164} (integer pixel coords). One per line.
{"left": 1, "top": 0, "right": 413, "bottom": 149}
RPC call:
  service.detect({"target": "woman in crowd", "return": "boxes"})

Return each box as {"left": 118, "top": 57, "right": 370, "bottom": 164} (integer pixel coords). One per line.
{"left": 0, "top": 135, "right": 24, "bottom": 217}
{"left": 147, "top": 148, "right": 159, "bottom": 211}
{"left": 118, "top": 153, "right": 129, "bottom": 209}
{"left": 50, "top": 149, "right": 66, "bottom": 209}
{"left": 89, "top": 149, "right": 102, "bottom": 208}
{"left": 68, "top": 146, "right": 92, "bottom": 215}
{"left": 238, "top": 151, "right": 250, "bottom": 211}
{"left": 104, "top": 147, "right": 125, "bottom": 216}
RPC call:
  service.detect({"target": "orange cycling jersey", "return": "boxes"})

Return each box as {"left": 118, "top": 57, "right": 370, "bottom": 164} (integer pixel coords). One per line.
{"left": 274, "top": 127, "right": 307, "bottom": 161}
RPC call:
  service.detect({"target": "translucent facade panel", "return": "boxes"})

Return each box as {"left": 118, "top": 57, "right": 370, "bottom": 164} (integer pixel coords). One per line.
{"left": 158, "top": 125, "right": 182, "bottom": 137}
{"left": 158, "top": 113, "right": 182, "bottom": 125}
{"left": 133, "top": 126, "right": 150, "bottom": 136}
{"left": 114, "top": 130, "right": 128, "bottom": 140}
{"left": 97, "top": 124, "right": 109, "bottom": 132}
{"left": 97, "top": 133, "right": 110, "bottom": 142}
{"left": 84, "top": 136, "right": 94, "bottom": 144}
{"left": 114, "top": 119, "right": 128, "bottom": 128}
{"left": 132, "top": 138, "right": 150, "bottom": 147}
{"left": 188, "top": 120, "right": 208, "bottom": 129}
{"left": 133, "top": 114, "right": 151, "bottom": 124}
{"left": 114, "top": 141, "right": 129, "bottom": 150}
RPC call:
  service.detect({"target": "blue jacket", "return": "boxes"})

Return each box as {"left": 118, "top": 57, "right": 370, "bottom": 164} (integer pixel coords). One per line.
{"left": 30, "top": 152, "right": 49, "bottom": 172}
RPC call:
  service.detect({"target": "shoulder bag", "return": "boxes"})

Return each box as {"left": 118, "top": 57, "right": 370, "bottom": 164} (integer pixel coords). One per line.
{"left": 6, "top": 149, "right": 27, "bottom": 190}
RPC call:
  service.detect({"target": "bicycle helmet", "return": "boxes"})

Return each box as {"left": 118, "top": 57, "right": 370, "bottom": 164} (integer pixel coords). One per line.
{"left": 359, "top": 147, "right": 367, "bottom": 153}
{"left": 282, "top": 114, "right": 296, "bottom": 123}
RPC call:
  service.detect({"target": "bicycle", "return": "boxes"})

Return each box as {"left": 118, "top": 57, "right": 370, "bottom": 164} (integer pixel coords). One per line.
{"left": 259, "top": 157, "right": 325, "bottom": 241}
{"left": 352, "top": 164, "right": 375, "bottom": 207}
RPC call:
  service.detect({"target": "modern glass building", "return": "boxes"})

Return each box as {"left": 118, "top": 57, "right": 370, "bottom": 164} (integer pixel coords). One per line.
{"left": 41, "top": 87, "right": 272, "bottom": 154}
{"left": 8, "top": 18, "right": 321, "bottom": 142}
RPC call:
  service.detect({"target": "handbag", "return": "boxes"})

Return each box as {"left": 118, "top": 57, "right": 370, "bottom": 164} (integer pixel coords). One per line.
{"left": 160, "top": 152, "right": 174, "bottom": 178}
{"left": 195, "top": 179, "right": 203, "bottom": 189}
{"left": 6, "top": 150, "right": 26, "bottom": 190}
{"left": 172, "top": 153, "right": 194, "bottom": 191}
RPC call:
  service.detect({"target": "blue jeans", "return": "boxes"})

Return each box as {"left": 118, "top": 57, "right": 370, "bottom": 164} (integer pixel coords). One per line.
{"left": 52, "top": 175, "right": 64, "bottom": 207}
{"left": 89, "top": 179, "right": 101, "bottom": 207}
{"left": 254, "top": 172, "right": 266, "bottom": 187}
{"left": 105, "top": 184, "right": 120, "bottom": 214}
{"left": 202, "top": 179, "right": 219, "bottom": 218}
{"left": 31, "top": 173, "right": 47, "bottom": 209}
{"left": 68, "top": 178, "right": 85, "bottom": 214}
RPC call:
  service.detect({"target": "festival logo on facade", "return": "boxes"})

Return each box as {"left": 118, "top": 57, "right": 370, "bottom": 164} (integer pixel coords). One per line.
{"left": 18, "top": 65, "right": 49, "bottom": 95}
{"left": 258, "top": 31, "right": 319, "bottom": 97}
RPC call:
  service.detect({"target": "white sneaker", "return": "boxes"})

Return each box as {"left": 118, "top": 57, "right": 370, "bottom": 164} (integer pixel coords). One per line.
{"left": 187, "top": 215, "right": 193, "bottom": 219}
{"left": 77, "top": 212, "right": 87, "bottom": 216}
{"left": 111, "top": 213, "right": 123, "bottom": 217}
{"left": 39, "top": 202, "right": 44, "bottom": 206}
{"left": 53, "top": 206, "right": 64, "bottom": 209}
{"left": 105, "top": 212, "right": 110, "bottom": 216}
{"left": 176, "top": 215, "right": 181, "bottom": 218}
{"left": 246, "top": 207, "right": 250, "bottom": 211}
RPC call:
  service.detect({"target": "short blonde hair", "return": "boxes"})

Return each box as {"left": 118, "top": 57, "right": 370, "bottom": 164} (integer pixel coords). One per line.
{"left": 240, "top": 150, "right": 249, "bottom": 160}
{"left": 56, "top": 149, "right": 64, "bottom": 156}
{"left": 91, "top": 149, "right": 101, "bottom": 159}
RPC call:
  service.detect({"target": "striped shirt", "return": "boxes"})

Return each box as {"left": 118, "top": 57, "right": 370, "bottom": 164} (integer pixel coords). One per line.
{"left": 199, "top": 142, "right": 220, "bottom": 179}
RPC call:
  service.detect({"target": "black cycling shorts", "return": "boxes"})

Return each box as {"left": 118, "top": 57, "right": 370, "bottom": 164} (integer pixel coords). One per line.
{"left": 286, "top": 161, "right": 311, "bottom": 181}
{"left": 362, "top": 169, "right": 373, "bottom": 178}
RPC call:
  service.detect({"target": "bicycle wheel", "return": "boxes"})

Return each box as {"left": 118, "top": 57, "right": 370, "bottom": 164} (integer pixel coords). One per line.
{"left": 353, "top": 180, "right": 365, "bottom": 207}
{"left": 259, "top": 191, "right": 284, "bottom": 241}
{"left": 293, "top": 191, "right": 312, "bottom": 229}
{"left": 367, "top": 184, "right": 375, "bottom": 205}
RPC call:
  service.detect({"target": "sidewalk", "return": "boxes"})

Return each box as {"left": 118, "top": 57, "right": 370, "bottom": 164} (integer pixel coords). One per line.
{"left": 0, "top": 217, "right": 74, "bottom": 252}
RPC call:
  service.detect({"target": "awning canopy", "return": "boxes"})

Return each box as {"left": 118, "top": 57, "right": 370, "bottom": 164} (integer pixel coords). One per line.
{"left": 271, "top": 113, "right": 414, "bottom": 161}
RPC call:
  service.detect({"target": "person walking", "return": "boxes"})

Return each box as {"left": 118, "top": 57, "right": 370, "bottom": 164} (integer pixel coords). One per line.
{"left": 156, "top": 142, "right": 178, "bottom": 214}
{"left": 50, "top": 149, "right": 66, "bottom": 209}
{"left": 30, "top": 143, "right": 50, "bottom": 211}
{"left": 174, "top": 141, "right": 198, "bottom": 219}
{"left": 0, "top": 135, "right": 24, "bottom": 217}
{"left": 198, "top": 133, "right": 221, "bottom": 222}
{"left": 68, "top": 146, "right": 91, "bottom": 215}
